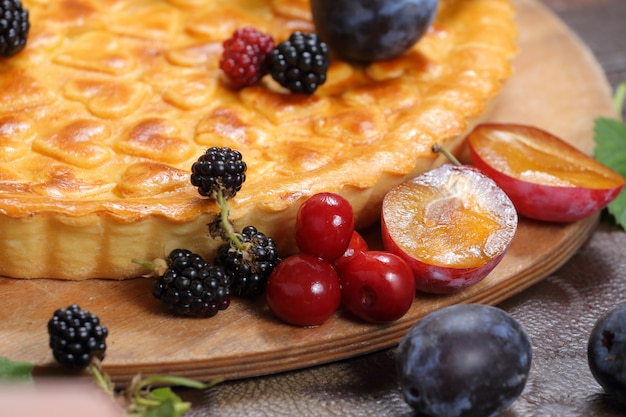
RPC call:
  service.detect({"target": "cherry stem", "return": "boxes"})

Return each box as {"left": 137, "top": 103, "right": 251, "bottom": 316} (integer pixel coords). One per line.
{"left": 217, "top": 189, "right": 245, "bottom": 250}
{"left": 432, "top": 143, "right": 462, "bottom": 166}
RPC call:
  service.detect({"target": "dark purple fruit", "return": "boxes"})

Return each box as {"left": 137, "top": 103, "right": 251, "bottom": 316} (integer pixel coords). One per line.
{"left": 397, "top": 304, "right": 532, "bottom": 417}
{"left": 587, "top": 301, "right": 626, "bottom": 405}
{"left": 310, "top": 0, "right": 439, "bottom": 62}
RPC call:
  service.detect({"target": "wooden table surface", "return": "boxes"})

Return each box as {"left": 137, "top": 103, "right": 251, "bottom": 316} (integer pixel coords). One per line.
{"left": 177, "top": 1, "right": 626, "bottom": 415}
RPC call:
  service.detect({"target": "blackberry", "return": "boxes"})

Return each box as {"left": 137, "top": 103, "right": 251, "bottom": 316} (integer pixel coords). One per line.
{"left": 215, "top": 225, "right": 280, "bottom": 297}
{"left": 47, "top": 304, "right": 108, "bottom": 370}
{"left": 0, "top": 0, "right": 29, "bottom": 58}
{"left": 190, "top": 146, "right": 247, "bottom": 200}
{"left": 219, "top": 26, "right": 275, "bottom": 89}
{"left": 268, "top": 31, "right": 330, "bottom": 94}
{"left": 152, "top": 249, "right": 231, "bottom": 317}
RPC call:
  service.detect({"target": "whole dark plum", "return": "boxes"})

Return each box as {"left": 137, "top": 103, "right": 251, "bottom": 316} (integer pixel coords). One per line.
{"left": 587, "top": 301, "right": 626, "bottom": 405}
{"left": 397, "top": 304, "right": 532, "bottom": 417}
{"left": 310, "top": 0, "right": 439, "bottom": 62}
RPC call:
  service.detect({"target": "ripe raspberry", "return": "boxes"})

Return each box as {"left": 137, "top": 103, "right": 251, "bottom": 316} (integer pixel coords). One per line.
{"left": 219, "top": 26, "right": 275, "bottom": 89}
{"left": 48, "top": 304, "right": 108, "bottom": 369}
{"left": 268, "top": 31, "right": 330, "bottom": 94}
{"left": 190, "top": 146, "right": 247, "bottom": 200}
{"left": 152, "top": 249, "right": 231, "bottom": 317}
{"left": 215, "top": 226, "right": 280, "bottom": 297}
{"left": 0, "top": 0, "right": 30, "bottom": 57}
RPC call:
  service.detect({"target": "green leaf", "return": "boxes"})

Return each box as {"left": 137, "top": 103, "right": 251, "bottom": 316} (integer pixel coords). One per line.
{"left": 593, "top": 118, "right": 626, "bottom": 169}
{"left": 593, "top": 84, "right": 626, "bottom": 229}
{"left": 0, "top": 356, "right": 34, "bottom": 381}
{"left": 132, "top": 389, "right": 191, "bottom": 417}
{"left": 150, "top": 388, "right": 191, "bottom": 417}
{"left": 150, "top": 387, "right": 183, "bottom": 403}
{"left": 125, "top": 375, "right": 213, "bottom": 417}
{"left": 606, "top": 188, "right": 626, "bottom": 228}
{"left": 143, "top": 398, "right": 177, "bottom": 417}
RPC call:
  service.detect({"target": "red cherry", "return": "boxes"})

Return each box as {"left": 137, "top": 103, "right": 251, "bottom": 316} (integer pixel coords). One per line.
{"left": 295, "top": 192, "right": 355, "bottom": 262}
{"left": 339, "top": 251, "right": 416, "bottom": 324}
{"left": 265, "top": 253, "right": 341, "bottom": 327}
{"left": 332, "top": 230, "right": 369, "bottom": 275}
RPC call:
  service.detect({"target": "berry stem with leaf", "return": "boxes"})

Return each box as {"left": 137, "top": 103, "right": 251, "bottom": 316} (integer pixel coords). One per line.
{"left": 191, "top": 146, "right": 281, "bottom": 297}
{"left": 89, "top": 360, "right": 220, "bottom": 417}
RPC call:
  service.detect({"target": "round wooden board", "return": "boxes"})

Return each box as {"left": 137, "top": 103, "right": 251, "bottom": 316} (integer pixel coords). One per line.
{"left": 0, "top": 0, "right": 615, "bottom": 385}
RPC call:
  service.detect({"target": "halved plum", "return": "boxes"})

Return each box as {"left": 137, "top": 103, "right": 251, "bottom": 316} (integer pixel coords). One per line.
{"left": 467, "top": 123, "right": 626, "bottom": 222}
{"left": 381, "top": 163, "right": 518, "bottom": 294}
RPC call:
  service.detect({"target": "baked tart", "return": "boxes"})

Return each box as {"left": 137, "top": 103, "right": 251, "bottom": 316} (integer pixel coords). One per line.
{"left": 0, "top": 0, "right": 517, "bottom": 279}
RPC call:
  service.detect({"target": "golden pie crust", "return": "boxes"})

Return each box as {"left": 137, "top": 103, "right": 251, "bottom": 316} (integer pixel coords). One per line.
{"left": 0, "top": 0, "right": 517, "bottom": 279}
